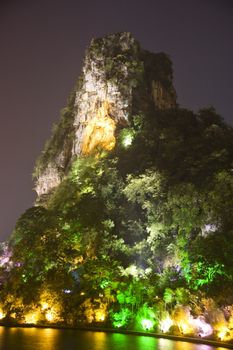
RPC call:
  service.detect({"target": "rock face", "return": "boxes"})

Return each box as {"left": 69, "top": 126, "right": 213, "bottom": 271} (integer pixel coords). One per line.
{"left": 34, "top": 32, "right": 177, "bottom": 200}
{"left": 72, "top": 32, "right": 141, "bottom": 156}
{"left": 151, "top": 80, "right": 176, "bottom": 109}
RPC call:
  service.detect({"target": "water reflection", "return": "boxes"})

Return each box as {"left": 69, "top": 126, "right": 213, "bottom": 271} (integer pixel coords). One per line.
{"left": 0, "top": 327, "right": 226, "bottom": 350}
{"left": 157, "top": 339, "right": 228, "bottom": 350}
{"left": 135, "top": 335, "right": 159, "bottom": 349}
{"left": 0, "top": 327, "right": 58, "bottom": 350}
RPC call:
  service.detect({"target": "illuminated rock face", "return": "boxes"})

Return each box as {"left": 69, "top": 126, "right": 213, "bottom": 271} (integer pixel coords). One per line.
{"left": 80, "top": 101, "right": 116, "bottom": 155}
{"left": 35, "top": 32, "right": 177, "bottom": 198}
{"left": 35, "top": 164, "right": 61, "bottom": 197}
{"left": 72, "top": 32, "right": 141, "bottom": 156}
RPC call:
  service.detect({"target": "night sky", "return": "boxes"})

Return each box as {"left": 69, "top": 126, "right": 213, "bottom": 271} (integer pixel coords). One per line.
{"left": 0, "top": 0, "right": 232, "bottom": 241}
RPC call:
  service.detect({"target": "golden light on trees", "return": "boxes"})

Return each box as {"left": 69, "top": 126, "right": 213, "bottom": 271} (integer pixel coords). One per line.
{"left": 0, "top": 309, "right": 5, "bottom": 320}
{"left": 45, "top": 311, "right": 54, "bottom": 322}
{"left": 41, "top": 302, "right": 49, "bottom": 311}
{"left": 24, "top": 312, "right": 39, "bottom": 324}
{"left": 39, "top": 290, "right": 62, "bottom": 323}
{"left": 95, "top": 309, "right": 106, "bottom": 322}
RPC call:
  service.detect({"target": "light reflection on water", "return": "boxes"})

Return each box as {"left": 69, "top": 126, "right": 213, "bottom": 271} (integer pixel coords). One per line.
{"left": 0, "top": 327, "right": 227, "bottom": 350}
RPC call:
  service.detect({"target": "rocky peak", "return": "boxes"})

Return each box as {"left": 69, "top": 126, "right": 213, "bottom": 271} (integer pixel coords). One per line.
{"left": 34, "top": 32, "right": 177, "bottom": 200}
{"left": 72, "top": 32, "right": 142, "bottom": 157}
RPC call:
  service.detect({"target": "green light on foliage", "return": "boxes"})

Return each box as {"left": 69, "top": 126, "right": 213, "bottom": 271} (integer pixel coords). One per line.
{"left": 120, "top": 129, "right": 135, "bottom": 148}
{"left": 100, "top": 280, "right": 109, "bottom": 289}
{"left": 112, "top": 307, "right": 132, "bottom": 328}
{"left": 184, "top": 261, "right": 226, "bottom": 289}
{"left": 22, "top": 274, "right": 27, "bottom": 283}
{"left": 141, "top": 319, "right": 154, "bottom": 331}
{"left": 136, "top": 304, "right": 156, "bottom": 331}
{"left": 122, "top": 134, "right": 133, "bottom": 147}
{"left": 114, "top": 322, "right": 123, "bottom": 328}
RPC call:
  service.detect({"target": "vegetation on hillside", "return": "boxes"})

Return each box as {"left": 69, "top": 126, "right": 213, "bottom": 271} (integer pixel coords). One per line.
{"left": 1, "top": 102, "right": 233, "bottom": 341}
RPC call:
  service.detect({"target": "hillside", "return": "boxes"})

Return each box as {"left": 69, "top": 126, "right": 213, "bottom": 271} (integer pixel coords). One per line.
{"left": 1, "top": 32, "right": 233, "bottom": 342}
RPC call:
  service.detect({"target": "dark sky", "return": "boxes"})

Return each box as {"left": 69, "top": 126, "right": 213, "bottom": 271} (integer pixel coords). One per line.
{"left": 0, "top": 0, "right": 232, "bottom": 241}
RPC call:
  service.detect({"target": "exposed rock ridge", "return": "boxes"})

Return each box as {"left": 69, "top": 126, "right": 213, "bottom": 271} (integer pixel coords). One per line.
{"left": 34, "top": 32, "right": 177, "bottom": 200}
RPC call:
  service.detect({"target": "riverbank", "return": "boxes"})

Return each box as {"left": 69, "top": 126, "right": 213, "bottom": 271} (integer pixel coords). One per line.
{"left": 1, "top": 322, "right": 233, "bottom": 349}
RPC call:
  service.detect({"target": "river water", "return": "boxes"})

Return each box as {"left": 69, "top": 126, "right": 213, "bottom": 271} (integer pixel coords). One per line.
{"left": 0, "top": 327, "right": 228, "bottom": 350}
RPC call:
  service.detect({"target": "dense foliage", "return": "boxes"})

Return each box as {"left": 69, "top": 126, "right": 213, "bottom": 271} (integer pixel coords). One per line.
{"left": 1, "top": 104, "right": 233, "bottom": 341}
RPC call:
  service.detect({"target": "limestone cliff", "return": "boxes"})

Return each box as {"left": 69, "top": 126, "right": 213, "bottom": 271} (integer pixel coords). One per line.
{"left": 34, "top": 32, "right": 177, "bottom": 200}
